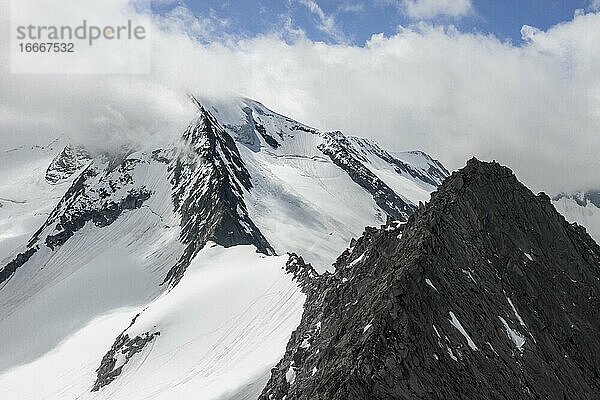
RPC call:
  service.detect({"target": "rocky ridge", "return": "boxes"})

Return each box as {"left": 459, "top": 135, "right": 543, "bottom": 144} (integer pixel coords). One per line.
{"left": 45, "top": 144, "right": 91, "bottom": 184}
{"left": 259, "top": 158, "right": 600, "bottom": 400}
{"left": 0, "top": 152, "right": 154, "bottom": 285}
{"left": 162, "top": 100, "right": 273, "bottom": 287}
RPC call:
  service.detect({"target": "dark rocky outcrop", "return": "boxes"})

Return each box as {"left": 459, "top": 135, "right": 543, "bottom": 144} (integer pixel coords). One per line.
{"left": 319, "top": 132, "right": 415, "bottom": 220}
{"left": 1, "top": 155, "right": 153, "bottom": 285}
{"left": 350, "top": 138, "right": 449, "bottom": 187}
{"left": 90, "top": 102, "right": 277, "bottom": 393}
{"left": 259, "top": 158, "right": 600, "bottom": 400}
{"left": 92, "top": 313, "right": 160, "bottom": 391}
{"left": 162, "top": 101, "right": 273, "bottom": 287}
{"left": 0, "top": 247, "right": 37, "bottom": 286}
{"left": 32, "top": 157, "right": 153, "bottom": 250}
{"left": 44, "top": 185, "right": 151, "bottom": 250}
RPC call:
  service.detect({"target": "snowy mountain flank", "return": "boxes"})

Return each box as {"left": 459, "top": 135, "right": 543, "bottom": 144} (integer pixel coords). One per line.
{"left": 553, "top": 191, "right": 600, "bottom": 245}
{"left": 0, "top": 97, "right": 448, "bottom": 400}
{"left": 203, "top": 97, "right": 448, "bottom": 270}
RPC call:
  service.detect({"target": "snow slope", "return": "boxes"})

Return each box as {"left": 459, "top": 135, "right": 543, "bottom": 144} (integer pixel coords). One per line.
{"left": 0, "top": 96, "right": 448, "bottom": 400}
{"left": 205, "top": 97, "right": 448, "bottom": 270}
{"left": 0, "top": 245, "right": 303, "bottom": 400}
{"left": 0, "top": 139, "right": 73, "bottom": 262}
{"left": 0, "top": 149, "right": 183, "bottom": 370}
{"left": 553, "top": 194, "right": 600, "bottom": 244}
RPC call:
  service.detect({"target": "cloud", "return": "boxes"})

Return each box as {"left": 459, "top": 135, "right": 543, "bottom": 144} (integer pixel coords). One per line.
{"left": 157, "top": 5, "right": 231, "bottom": 42}
{"left": 1, "top": 1, "right": 600, "bottom": 194}
{"left": 338, "top": 2, "right": 365, "bottom": 13}
{"left": 590, "top": 0, "right": 600, "bottom": 11}
{"left": 398, "top": 0, "right": 474, "bottom": 19}
{"left": 298, "top": 0, "right": 348, "bottom": 43}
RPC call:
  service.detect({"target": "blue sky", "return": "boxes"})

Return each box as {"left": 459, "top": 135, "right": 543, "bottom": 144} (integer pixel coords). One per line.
{"left": 155, "top": 0, "right": 596, "bottom": 44}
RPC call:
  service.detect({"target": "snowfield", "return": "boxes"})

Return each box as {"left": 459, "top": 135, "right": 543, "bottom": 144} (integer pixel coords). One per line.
{"left": 205, "top": 97, "right": 444, "bottom": 271}
{"left": 0, "top": 97, "right": 448, "bottom": 400}
{"left": 553, "top": 196, "right": 600, "bottom": 244}
{"left": 0, "top": 140, "right": 71, "bottom": 263}
{"left": 0, "top": 245, "right": 304, "bottom": 400}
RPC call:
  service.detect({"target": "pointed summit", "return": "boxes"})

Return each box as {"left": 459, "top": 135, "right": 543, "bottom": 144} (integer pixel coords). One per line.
{"left": 182, "top": 96, "right": 224, "bottom": 146}
{"left": 260, "top": 158, "right": 600, "bottom": 400}
{"left": 163, "top": 100, "right": 273, "bottom": 286}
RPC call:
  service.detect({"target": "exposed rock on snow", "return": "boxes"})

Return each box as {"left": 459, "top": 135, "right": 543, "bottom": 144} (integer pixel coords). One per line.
{"left": 162, "top": 100, "right": 273, "bottom": 287}
{"left": 1, "top": 154, "right": 154, "bottom": 285}
{"left": 318, "top": 131, "right": 415, "bottom": 221}
{"left": 205, "top": 97, "right": 448, "bottom": 270}
{"left": 88, "top": 245, "right": 305, "bottom": 400}
{"left": 45, "top": 144, "right": 91, "bottom": 184}
{"left": 93, "top": 318, "right": 160, "bottom": 392}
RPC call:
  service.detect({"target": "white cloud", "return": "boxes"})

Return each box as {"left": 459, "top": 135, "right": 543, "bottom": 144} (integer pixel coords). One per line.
{"left": 298, "top": 0, "right": 348, "bottom": 43}
{"left": 399, "top": 0, "right": 474, "bottom": 19}
{"left": 156, "top": 5, "right": 232, "bottom": 42}
{"left": 1, "top": 1, "right": 600, "bottom": 193}
{"left": 338, "top": 2, "right": 365, "bottom": 13}
{"left": 590, "top": 0, "right": 600, "bottom": 11}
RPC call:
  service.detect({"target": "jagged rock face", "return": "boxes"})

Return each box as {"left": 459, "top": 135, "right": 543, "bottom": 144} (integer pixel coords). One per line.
{"left": 0, "top": 103, "right": 273, "bottom": 288}
{"left": 45, "top": 144, "right": 91, "bottom": 184}
{"left": 162, "top": 104, "right": 273, "bottom": 287}
{"left": 318, "top": 132, "right": 415, "bottom": 221}
{"left": 92, "top": 313, "right": 160, "bottom": 391}
{"left": 260, "top": 158, "right": 600, "bottom": 400}
{"left": 0, "top": 247, "right": 37, "bottom": 285}
{"left": 316, "top": 132, "right": 449, "bottom": 221}
{"left": 88, "top": 107, "right": 269, "bottom": 387}
{"left": 34, "top": 154, "right": 154, "bottom": 248}
{"left": 348, "top": 138, "right": 449, "bottom": 188}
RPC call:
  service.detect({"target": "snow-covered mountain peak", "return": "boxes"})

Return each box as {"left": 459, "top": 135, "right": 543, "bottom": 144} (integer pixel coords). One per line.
{"left": 0, "top": 95, "right": 450, "bottom": 400}
{"left": 202, "top": 96, "right": 447, "bottom": 189}
{"left": 45, "top": 143, "right": 92, "bottom": 184}
{"left": 201, "top": 96, "right": 318, "bottom": 154}
{"left": 163, "top": 102, "right": 273, "bottom": 287}
{"left": 195, "top": 96, "right": 449, "bottom": 269}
